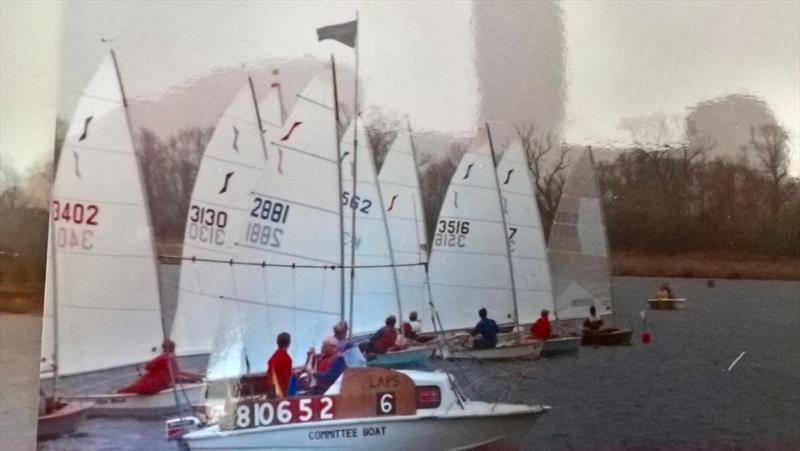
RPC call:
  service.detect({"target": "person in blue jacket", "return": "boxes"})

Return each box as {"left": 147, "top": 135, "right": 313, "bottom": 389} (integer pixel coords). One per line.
{"left": 470, "top": 308, "right": 500, "bottom": 349}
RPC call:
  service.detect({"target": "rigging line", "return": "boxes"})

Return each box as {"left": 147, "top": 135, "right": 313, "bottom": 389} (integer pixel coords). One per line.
{"left": 267, "top": 141, "right": 338, "bottom": 165}
{"left": 436, "top": 215, "right": 506, "bottom": 225}
{"left": 216, "top": 294, "right": 340, "bottom": 316}
{"left": 52, "top": 196, "right": 138, "bottom": 206}
{"left": 187, "top": 198, "right": 249, "bottom": 212}
{"left": 447, "top": 182, "right": 499, "bottom": 193}
{"left": 247, "top": 192, "right": 340, "bottom": 216}
{"left": 220, "top": 113, "right": 259, "bottom": 126}
{"left": 60, "top": 304, "right": 160, "bottom": 312}
{"left": 53, "top": 250, "right": 152, "bottom": 259}
{"left": 75, "top": 91, "right": 123, "bottom": 104}
{"left": 295, "top": 93, "right": 335, "bottom": 112}
{"left": 63, "top": 143, "right": 133, "bottom": 155}
{"left": 202, "top": 153, "right": 264, "bottom": 171}
{"left": 428, "top": 281, "right": 515, "bottom": 291}
{"left": 159, "top": 253, "right": 426, "bottom": 269}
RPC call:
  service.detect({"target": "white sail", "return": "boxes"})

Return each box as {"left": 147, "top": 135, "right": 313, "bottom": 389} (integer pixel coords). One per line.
{"left": 220, "top": 71, "right": 342, "bottom": 367}
{"left": 341, "top": 122, "right": 401, "bottom": 337}
{"left": 200, "top": 83, "right": 283, "bottom": 380}
{"left": 428, "top": 130, "right": 515, "bottom": 332}
{"left": 377, "top": 129, "right": 430, "bottom": 330}
{"left": 41, "top": 54, "right": 163, "bottom": 377}
{"left": 40, "top": 222, "right": 55, "bottom": 376}
{"left": 548, "top": 147, "right": 613, "bottom": 321}
{"left": 171, "top": 81, "right": 281, "bottom": 359}
{"left": 496, "top": 139, "right": 555, "bottom": 324}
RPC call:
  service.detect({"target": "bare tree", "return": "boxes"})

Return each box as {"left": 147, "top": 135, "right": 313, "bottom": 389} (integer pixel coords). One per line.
{"left": 516, "top": 123, "right": 569, "bottom": 238}
{"left": 364, "top": 108, "right": 401, "bottom": 172}
{"left": 750, "top": 124, "right": 791, "bottom": 220}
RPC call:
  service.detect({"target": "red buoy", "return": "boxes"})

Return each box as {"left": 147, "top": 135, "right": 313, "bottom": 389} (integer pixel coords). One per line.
{"left": 641, "top": 331, "right": 651, "bottom": 344}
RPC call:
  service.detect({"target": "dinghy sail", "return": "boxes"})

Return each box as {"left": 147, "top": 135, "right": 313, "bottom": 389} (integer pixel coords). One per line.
{"left": 548, "top": 147, "right": 614, "bottom": 323}
{"left": 377, "top": 124, "right": 431, "bottom": 330}
{"left": 171, "top": 79, "right": 282, "bottom": 361}
{"left": 341, "top": 121, "right": 402, "bottom": 337}
{"left": 209, "top": 71, "right": 343, "bottom": 371}
{"left": 41, "top": 51, "right": 164, "bottom": 379}
{"left": 496, "top": 138, "right": 555, "bottom": 325}
{"left": 428, "top": 129, "right": 517, "bottom": 332}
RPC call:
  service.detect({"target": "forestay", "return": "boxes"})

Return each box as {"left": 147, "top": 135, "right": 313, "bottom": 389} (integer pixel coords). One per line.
{"left": 548, "top": 147, "right": 613, "bottom": 321}
{"left": 221, "top": 72, "right": 342, "bottom": 366}
{"left": 41, "top": 54, "right": 163, "bottom": 377}
{"left": 172, "top": 81, "right": 281, "bottom": 360}
{"left": 341, "top": 123, "right": 400, "bottom": 337}
{"left": 377, "top": 129, "right": 430, "bottom": 331}
{"left": 428, "top": 130, "right": 515, "bottom": 331}
{"left": 497, "top": 139, "right": 555, "bottom": 325}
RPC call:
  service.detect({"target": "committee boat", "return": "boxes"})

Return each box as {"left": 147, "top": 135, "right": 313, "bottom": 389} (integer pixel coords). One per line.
{"left": 181, "top": 367, "right": 548, "bottom": 450}
{"left": 428, "top": 127, "right": 541, "bottom": 360}
{"left": 40, "top": 50, "right": 204, "bottom": 421}
{"left": 548, "top": 147, "right": 632, "bottom": 346}
{"left": 498, "top": 138, "right": 580, "bottom": 357}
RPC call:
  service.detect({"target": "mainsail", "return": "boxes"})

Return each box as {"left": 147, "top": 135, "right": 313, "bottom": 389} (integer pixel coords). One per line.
{"left": 171, "top": 81, "right": 280, "bottom": 359}
{"left": 428, "top": 129, "right": 516, "bottom": 331}
{"left": 377, "top": 128, "right": 430, "bottom": 330}
{"left": 41, "top": 53, "right": 163, "bottom": 377}
{"left": 497, "top": 139, "right": 555, "bottom": 324}
{"left": 341, "top": 122, "right": 401, "bottom": 336}
{"left": 213, "top": 72, "right": 343, "bottom": 367}
{"left": 548, "top": 147, "right": 613, "bottom": 321}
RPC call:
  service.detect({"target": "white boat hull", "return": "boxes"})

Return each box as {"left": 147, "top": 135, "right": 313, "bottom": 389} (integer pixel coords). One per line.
{"left": 37, "top": 401, "right": 94, "bottom": 439}
{"left": 647, "top": 298, "right": 687, "bottom": 310}
{"left": 64, "top": 383, "right": 206, "bottom": 417}
{"left": 184, "top": 406, "right": 546, "bottom": 450}
{"left": 441, "top": 339, "right": 542, "bottom": 360}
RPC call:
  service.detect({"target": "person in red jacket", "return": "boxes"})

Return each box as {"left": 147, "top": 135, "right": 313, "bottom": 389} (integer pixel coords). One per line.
{"left": 118, "top": 339, "right": 178, "bottom": 395}
{"left": 530, "top": 309, "right": 552, "bottom": 340}
{"left": 266, "top": 332, "right": 292, "bottom": 398}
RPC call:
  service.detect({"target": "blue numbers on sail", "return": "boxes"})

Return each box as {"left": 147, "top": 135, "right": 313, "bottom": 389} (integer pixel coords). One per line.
{"left": 246, "top": 196, "right": 290, "bottom": 249}
{"left": 433, "top": 219, "right": 470, "bottom": 248}
{"left": 188, "top": 204, "right": 227, "bottom": 246}
{"left": 341, "top": 191, "right": 372, "bottom": 214}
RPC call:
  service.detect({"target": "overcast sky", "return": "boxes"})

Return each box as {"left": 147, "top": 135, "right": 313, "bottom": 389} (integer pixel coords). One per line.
{"left": 1, "top": 0, "right": 798, "bottom": 180}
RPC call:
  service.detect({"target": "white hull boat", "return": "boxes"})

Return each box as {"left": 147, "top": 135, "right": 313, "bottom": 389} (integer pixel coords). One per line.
{"left": 37, "top": 400, "right": 94, "bottom": 439}
{"left": 440, "top": 339, "right": 542, "bottom": 361}
{"left": 647, "top": 298, "right": 687, "bottom": 310}
{"left": 179, "top": 368, "right": 548, "bottom": 450}
{"left": 64, "top": 382, "right": 206, "bottom": 417}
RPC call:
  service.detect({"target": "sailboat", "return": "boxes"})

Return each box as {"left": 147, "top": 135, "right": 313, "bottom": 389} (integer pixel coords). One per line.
{"left": 497, "top": 139, "right": 581, "bottom": 357}
{"left": 377, "top": 124, "right": 436, "bottom": 333}
{"left": 341, "top": 121, "right": 430, "bottom": 368}
{"left": 548, "top": 147, "right": 632, "bottom": 346}
{"left": 174, "top": 68, "right": 549, "bottom": 450}
{"left": 171, "top": 76, "right": 284, "bottom": 368}
{"left": 428, "top": 128, "right": 541, "bottom": 360}
{"left": 39, "top": 50, "right": 204, "bottom": 419}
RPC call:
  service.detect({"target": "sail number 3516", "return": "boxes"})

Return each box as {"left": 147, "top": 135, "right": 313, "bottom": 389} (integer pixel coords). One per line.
{"left": 434, "top": 220, "right": 470, "bottom": 248}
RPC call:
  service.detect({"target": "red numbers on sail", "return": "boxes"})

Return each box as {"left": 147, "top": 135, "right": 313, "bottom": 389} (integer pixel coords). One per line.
{"left": 52, "top": 201, "right": 99, "bottom": 226}
{"left": 51, "top": 200, "right": 98, "bottom": 250}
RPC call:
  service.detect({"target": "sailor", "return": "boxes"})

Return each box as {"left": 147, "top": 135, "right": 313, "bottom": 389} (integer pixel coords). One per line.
{"left": 402, "top": 311, "right": 421, "bottom": 341}
{"left": 530, "top": 309, "right": 552, "bottom": 340}
{"left": 361, "top": 315, "right": 399, "bottom": 356}
{"left": 331, "top": 320, "right": 351, "bottom": 353}
{"left": 311, "top": 336, "right": 347, "bottom": 395}
{"left": 118, "top": 339, "right": 179, "bottom": 395}
{"left": 266, "top": 332, "right": 292, "bottom": 398}
{"left": 656, "top": 284, "right": 674, "bottom": 300}
{"left": 583, "top": 306, "right": 604, "bottom": 331}
{"left": 470, "top": 308, "right": 500, "bottom": 349}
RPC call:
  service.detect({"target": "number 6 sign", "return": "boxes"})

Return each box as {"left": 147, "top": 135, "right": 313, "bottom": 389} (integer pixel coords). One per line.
{"left": 376, "top": 392, "right": 395, "bottom": 415}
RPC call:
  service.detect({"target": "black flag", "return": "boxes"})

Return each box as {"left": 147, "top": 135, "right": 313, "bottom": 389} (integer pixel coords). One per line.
{"left": 317, "top": 20, "right": 357, "bottom": 48}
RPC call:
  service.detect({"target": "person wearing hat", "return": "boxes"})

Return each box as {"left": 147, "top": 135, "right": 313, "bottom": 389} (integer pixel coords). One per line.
{"left": 530, "top": 309, "right": 552, "bottom": 340}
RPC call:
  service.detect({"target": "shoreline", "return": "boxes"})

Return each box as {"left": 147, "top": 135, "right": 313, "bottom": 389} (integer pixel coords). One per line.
{"left": 612, "top": 251, "right": 800, "bottom": 281}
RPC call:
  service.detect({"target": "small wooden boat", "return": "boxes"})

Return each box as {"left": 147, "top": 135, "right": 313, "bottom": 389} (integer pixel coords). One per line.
{"left": 581, "top": 329, "right": 633, "bottom": 346}
{"left": 37, "top": 399, "right": 94, "bottom": 439}
{"left": 439, "top": 334, "right": 543, "bottom": 360}
{"left": 647, "top": 298, "right": 687, "bottom": 310}
{"left": 175, "top": 367, "right": 549, "bottom": 450}
{"left": 540, "top": 335, "right": 582, "bottom": 357}
{"left": 368, "top": 346, "right": 432, "bottom": 368}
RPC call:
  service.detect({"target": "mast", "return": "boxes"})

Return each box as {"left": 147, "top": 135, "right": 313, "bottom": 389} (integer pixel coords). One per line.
{"left": 248, "top": 76, "right": 270, "bottom": 162}
{"left": 47, "top": 207, "right": 60, "bottom": 397}
{"left": 587, "top": 146, "right": 617, "bottom": 325}
{"left": 347, "top": 10, "right": 360, "bottom": 334}
{"left": 331, "top": 55, "right": 346, "bottom": 321}
{"left": 110, "top": 48, "right": 167, "bottom": 340}
{"left": 486, "top": 123, "right": 520, "bottom": 328}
